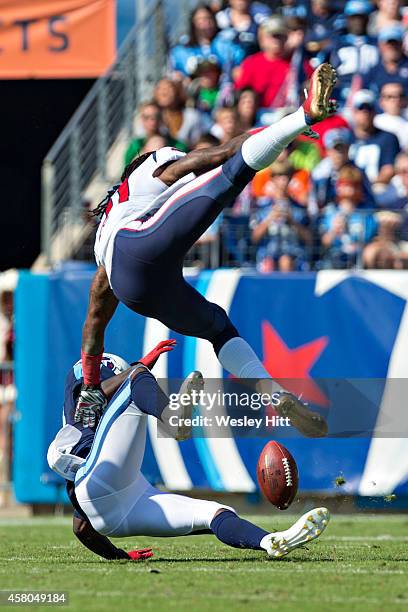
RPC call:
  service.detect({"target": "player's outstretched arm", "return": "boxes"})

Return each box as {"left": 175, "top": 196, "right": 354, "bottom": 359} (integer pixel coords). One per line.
{"left": 154, "top": 132, "right": 251, "bottom": 186}
{"left": 82, "top": 265, "right": 118, "bottom": 367}
{"left": 72, "top": 516, "right": 153, "bottom": 561}
{"left": 74, "top": 265, "right": 118, "bottom": 428}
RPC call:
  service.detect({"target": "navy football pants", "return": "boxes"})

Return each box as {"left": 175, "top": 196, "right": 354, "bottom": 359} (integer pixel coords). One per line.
{"left": 110, "top": 151, "right": 255, "bottom": 350}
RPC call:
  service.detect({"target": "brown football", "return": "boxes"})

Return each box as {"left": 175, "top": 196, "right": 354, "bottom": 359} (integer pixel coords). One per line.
{"left": 256, "top": 441, "right": 299, "bottom": 510}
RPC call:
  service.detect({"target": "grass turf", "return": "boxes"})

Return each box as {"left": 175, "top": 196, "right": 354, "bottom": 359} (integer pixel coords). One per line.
{"left": 0, "top": 514, "right": 407, "bottom": 611}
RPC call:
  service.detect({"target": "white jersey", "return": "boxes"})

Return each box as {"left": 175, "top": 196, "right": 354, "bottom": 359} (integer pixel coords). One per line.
{"left": 94, "top": 147, "right": 195, "bottom": 280}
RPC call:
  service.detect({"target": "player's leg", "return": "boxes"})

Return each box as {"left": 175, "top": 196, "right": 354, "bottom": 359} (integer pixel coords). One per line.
{"left": 211, "top": 506, "right": 330, "bottom": 558}
{"left": 106, "top": 479, "right": 330, "bottom": 558}
{"left": 151, "top": 277, "right": 327, "bottom": 438}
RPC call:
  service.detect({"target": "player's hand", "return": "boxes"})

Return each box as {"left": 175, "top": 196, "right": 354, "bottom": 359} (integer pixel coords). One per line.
{"left": 127, "top": 548, "right": 154, "bottom": 561}
{"left": 74, "top": 384, "right": 107, "bottom": 428}
{"left": 139, "top": 339, "right": 177, "bottom": 370}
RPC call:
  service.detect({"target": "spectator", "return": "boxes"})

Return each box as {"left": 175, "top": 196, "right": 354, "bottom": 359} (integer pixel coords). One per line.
{"left": 349, "top": 89, "right": 400, "bottom": 185}
{"left": 216, "top": 0, "right": 272, "bottom": 58}
{"left": 236, "top": 87, "right": 260, "bottom": 130}
{"left": 153, "top": 78, "right": 211, "bottom": 147}
{"left": 169, "top": 4, "right": 245, "bottom": 79}
{"left": 139, "top": 135, "right": 169, "bottom": 155}
{"left": 376, "top": 152, "right": 408, "bottom": 239}
{"left": 374, "top": 82, "right": 408, "bottom": 149}
{"left": 186, "top": 58, "right": 223, "bottom": 116}
{"left": 0, "top": 291, "right": 13, "bottom": 364}
{"left": 189, "top": 136, "right": 222, "bottom": 268}
{"left": 311, "top": 127, "right": 376, "bottom": 212}
{"left": 320, "top": 165, "right": 377, "bottom": 268}
{"left": 194, "top": 133, "right": 221, "bottom": 149}
{"left": 363, "top": 24, "right": 408, "bottom": 96}
{"left": 284, "top": 16, "right": 313, "bottom": 107}
{"left": 278, "top": 0, "right": 308, "bottom": 20}
{"left": 308, "top": 0, "right": 344, "bottom": 32}
{"left": 234, "top": 16, "right": 292, "bottom": 108}
{"left": 210, "top": 106, "right": 241, "bottom": 142}
{"left": 368, "top": 0, "right": 404, "bottom": 36}
{"left": 363, "top": 210, "right": 408, "bottom": 268}
{"left": 304, "top": 23, "right": 333, "bottom": 68}
{"left": 330, "top": 0, "right": 378, "bottom": 106}
{"left": 124, "top": 102, "right": 187, "bottom": 166}
{"left": 250, "top": 160, "right": 312, "bottom": 272}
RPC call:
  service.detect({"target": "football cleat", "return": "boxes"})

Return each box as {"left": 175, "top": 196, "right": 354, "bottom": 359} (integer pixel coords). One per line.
{"left": 302, "top": 63, "right": 337, "bottom": 124}
{"left": 276, "top": 391, "right": 328, "bottom": 438}
{"left": 261, "top": 507, "right": 330, "bottom": 559}
{"left": 175, "top": 371, "right": 204, "bottom": 441}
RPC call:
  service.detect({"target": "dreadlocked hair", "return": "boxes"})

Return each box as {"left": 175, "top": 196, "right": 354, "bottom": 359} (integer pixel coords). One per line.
{"left": 91, "top": 151, "right": 154, "bottom": 218}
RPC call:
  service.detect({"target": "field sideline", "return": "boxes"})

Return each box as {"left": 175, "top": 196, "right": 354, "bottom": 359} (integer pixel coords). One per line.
{"left": 0, "top": 514, "right": 407, "bottom": 611}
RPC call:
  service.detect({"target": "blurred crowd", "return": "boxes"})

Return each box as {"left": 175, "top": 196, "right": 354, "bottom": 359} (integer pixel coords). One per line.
{"left": 124, "top": 0, "right": 408, "bottom": 271}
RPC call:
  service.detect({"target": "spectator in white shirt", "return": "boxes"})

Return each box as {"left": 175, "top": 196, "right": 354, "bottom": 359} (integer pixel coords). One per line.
{"left": 374, "top": 82, "right": 408, "bottom": 149}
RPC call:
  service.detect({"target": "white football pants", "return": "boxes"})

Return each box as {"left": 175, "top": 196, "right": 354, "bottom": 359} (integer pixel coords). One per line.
{"left": 74, "top": 396, "right": 232, "bottom": 537}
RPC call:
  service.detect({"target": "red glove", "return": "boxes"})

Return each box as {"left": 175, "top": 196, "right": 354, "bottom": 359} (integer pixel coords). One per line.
{"left": 138, "top": 339, "right": 177, "bottom": 370}
{"left": 127, "top": 548, "right": 154, "bottom": 561}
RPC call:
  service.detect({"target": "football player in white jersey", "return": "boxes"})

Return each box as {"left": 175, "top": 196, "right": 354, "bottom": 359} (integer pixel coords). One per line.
{"left": 75, "top": 64, "right": 337, "bottom": 438}
{"left": 48, "top": 349, "right": 330, "bottom": 561}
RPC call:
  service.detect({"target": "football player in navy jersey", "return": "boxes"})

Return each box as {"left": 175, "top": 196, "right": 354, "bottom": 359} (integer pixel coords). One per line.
{"left": 48, "top": 348, "right": 330, "bottom": 561}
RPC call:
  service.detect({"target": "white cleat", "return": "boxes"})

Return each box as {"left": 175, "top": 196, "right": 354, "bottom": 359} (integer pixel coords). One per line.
{"left": 175, "top": 371, "right": 204, "bottom": 441}
{"left": 261, "top": 507, "right": 330, "bottom": 559}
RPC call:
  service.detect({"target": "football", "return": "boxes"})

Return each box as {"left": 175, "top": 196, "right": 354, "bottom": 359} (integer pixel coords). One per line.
{"left": 256, "top": 441, "right": 299, "bottom": 510}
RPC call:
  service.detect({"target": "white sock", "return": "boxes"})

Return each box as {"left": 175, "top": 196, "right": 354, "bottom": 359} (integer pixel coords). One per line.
{"left": 241, "top": 107, "right": 307, "bottom": 171}
{"left": 218, "top": 337, "right": 270, "bottom": 379}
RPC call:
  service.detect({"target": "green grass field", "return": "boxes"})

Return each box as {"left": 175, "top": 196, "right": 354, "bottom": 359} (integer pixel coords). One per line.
{"left": 0, "top": 514, "right": 407, "bottom": 611}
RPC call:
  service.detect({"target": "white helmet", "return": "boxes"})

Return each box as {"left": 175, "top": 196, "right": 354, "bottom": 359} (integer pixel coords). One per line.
{"left": 101, "top": 353, "right": 130, "bottom": 374}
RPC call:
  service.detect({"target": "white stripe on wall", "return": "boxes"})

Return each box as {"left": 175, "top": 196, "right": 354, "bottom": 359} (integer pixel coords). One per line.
{"left": 196, "top": 270, "right": 256, "bottom": 492}
{"left": 314, "top": 271, "right": 408, "bottom": 496}
{"left": 143, "top": 318, "right": 192, "bottom": 491}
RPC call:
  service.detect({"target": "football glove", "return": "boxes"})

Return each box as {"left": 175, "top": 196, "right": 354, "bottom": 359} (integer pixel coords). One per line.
{"left": 74, "top": 384, "right": 107, "bottom": 429}
{"left": 138, "top": 339, "right": 176, "bottom": 370}
{"left": 127, "top": 548, "right": 154, "bottom": 561}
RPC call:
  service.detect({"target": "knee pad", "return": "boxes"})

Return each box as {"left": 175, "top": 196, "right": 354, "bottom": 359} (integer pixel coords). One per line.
{"left": 203, "top": 303, "right": 239, "bottom": 355}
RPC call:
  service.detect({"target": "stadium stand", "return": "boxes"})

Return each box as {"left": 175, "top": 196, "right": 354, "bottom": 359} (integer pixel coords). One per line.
{"left": 39, "top": 0, "right": 408, "bottom": 271}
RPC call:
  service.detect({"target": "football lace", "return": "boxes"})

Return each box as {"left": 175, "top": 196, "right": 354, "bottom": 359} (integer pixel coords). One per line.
{"left": 282, "top": 457, "right": 293, "bottom": 487}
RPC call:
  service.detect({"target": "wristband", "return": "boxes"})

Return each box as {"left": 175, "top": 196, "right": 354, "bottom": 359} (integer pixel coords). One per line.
{"left": 81, "top": 350, "right": 103, "bottom": 386}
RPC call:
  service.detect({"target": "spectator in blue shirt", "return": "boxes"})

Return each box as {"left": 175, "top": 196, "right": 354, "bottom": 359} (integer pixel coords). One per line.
{"left": 376, "top": 152, "right": 408, "bottom": 240}
{"left": 169, "top": 4, "right": 245, "bottom": 80}
{"left": 362, "top": 24, "right": 408, "bottom": 96}
{"left": 311, "top": 127, "right": 376, "bottom": 213}
{"left": 307, "top": 0, "right": 344, "bottom": 32}
{"left": 320, "top": 165, "right": 378, "bottom": 269}
{"left": 330, "top": 0, "right": 379, "bottom": 106}
{"left": 250, "top": 160, "right": 312, "bottom": 272}
{"left": 349, "top": 89, "right": 400, "bottom": 185}
{"left": 215, "top": 0, "right": 271, "bottom": 58}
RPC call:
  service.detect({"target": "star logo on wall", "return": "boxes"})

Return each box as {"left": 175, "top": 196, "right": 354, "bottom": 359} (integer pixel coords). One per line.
{"left": 262, "top": 321, "right": 330, "bottom": 407}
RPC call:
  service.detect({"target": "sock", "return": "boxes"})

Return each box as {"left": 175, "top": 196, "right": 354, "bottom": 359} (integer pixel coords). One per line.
{"left": 218, "top": 337, "right": 270, "bottom": 378}
{"left": 210, "top": 510, "right": 269, "bottom": 550}
{"left": 241, "top": 107, "right": 307, "bottom": 171}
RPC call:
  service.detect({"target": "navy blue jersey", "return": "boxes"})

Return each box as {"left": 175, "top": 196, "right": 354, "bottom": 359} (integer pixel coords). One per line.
{"left": 363, "top": 57, "right": 408, "bottom": 97}
{"left": 349, "top": 129, "right": 400, "bottom": 183}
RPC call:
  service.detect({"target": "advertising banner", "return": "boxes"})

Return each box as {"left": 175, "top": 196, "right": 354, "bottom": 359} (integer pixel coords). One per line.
{"left": 0, "top": 0, "right": 115, "bottom": 78}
